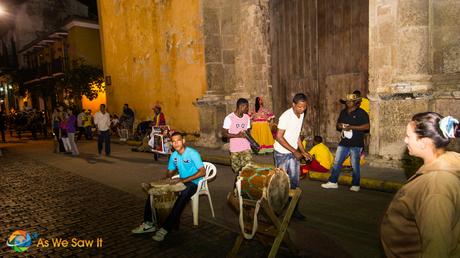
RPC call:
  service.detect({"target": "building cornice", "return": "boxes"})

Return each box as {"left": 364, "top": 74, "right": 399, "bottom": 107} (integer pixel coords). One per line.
{"left": 63, "top": 20, "right": 99, "bottom": 30}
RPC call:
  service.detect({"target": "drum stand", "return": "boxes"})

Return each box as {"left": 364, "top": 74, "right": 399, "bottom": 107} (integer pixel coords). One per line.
{"left": 228, "top": 188, "right": 301, "bottom": 258}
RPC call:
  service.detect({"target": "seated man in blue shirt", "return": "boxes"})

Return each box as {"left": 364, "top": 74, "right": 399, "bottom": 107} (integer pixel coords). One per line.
{"left": 132, "top": 132, "right": 205, "bottom": 241}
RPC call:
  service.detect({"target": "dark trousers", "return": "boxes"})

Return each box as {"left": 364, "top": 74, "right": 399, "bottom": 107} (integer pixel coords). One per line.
{"left": 53, "top": 127, "right": 65, "bottom": 152}
{"left": 0, "top": 128, "right": 5, "bottom": 142}
{"left": 77, "top": 127, "right": 85, "bottom": 140}
{"left": 85, "top": 126, "right": 93, "bottom": 140}
{"left": 144, "top": 195, "right": 154, "bottom": 223}
{"left": 97, "top": 130, "right": 111, "bottom": 155}
{"left": 143, "top": 182, "right": 197, "bottom": 231}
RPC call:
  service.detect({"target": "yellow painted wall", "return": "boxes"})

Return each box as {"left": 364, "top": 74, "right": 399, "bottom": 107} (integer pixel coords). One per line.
{"left": 97, "top": 0, "right": 206, "bottom": 133}
{"left": 82, "top": 92, "right": 106, "bottom": 114}
{"left": 67, "top": 26, "right": 103, "bottom": 68}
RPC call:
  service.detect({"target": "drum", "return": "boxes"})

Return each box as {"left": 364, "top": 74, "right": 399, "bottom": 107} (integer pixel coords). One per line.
{"left": 238, "top": 165, "right": 290, "bottom": 214}
{"left": 146, "top": 179, "right": 186, "bottom": 225}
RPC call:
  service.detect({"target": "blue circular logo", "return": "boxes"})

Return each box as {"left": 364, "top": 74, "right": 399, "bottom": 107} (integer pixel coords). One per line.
{"left": 6, "top": 230, "right": 32, "bottom": 253}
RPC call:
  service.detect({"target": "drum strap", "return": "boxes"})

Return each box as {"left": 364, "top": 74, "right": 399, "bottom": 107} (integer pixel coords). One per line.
{"left": 236, "top": 177, "right": 261, "bottom": 240}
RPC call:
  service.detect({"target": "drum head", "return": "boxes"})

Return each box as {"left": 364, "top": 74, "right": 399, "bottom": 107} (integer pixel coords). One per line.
{"left": 148, "top": 180, "right": 186, "bottom": 195}
{"left": 267, "top": 168, "right": 290, "bottom": 214}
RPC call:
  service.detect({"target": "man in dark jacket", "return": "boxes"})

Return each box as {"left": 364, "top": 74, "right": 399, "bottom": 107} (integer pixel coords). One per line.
{"left": 321, "top": 93, "right": 370, "bottom": 192}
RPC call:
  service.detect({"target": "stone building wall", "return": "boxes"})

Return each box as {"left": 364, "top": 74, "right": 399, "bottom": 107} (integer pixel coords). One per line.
{"left": 369, "top": 0, "right": 460, "bottom": 164}
{"left": 196, "top": 0, "right": 271, "bottom": 147}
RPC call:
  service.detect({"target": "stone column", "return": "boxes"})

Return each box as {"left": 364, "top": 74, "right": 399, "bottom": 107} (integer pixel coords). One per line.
{"left": 369, "top": 0, "right": 433, "bottom": 163}
{"left": 430, "top": 0, "right": 460, "bottom": 151}
{"left": 232, "top": 0, "right": 271, "bottom": 109}
{"left": 196, "top": 0, "right": 271, "bottom": 147}
{"left": 393, "top": 0, "right": 432, "bottom": 92}
{"left": 195, "top": 0, "right": 235, "bottom": 147}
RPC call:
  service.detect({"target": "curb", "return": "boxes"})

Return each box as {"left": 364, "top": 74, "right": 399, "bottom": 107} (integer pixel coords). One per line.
{"left": 308, "top": 172, "right": 403, "bottom": 193}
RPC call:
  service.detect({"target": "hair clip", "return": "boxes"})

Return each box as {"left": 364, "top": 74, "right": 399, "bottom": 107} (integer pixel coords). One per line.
{"left": 439, "top": 116, "right": 459, "bottom": 139}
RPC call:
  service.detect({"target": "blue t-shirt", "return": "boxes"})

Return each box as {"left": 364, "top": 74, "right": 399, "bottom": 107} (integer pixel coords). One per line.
{"left": 167, "top": 147, "right": 204, "bottom": 185}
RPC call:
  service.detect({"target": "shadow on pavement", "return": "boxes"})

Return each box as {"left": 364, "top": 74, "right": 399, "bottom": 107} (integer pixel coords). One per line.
{"left": 75, "top": 152, "right": 115, "bottom": 164}
{"left": 107, "top": 155, "right": 157, "bottom": 164}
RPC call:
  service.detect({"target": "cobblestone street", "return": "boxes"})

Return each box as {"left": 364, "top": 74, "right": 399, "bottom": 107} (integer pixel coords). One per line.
{"left": 0, "top": 152, "right": 294, "bottom": 257}
{"left": 0, "top": 139, "right": 396, "bottom": 258}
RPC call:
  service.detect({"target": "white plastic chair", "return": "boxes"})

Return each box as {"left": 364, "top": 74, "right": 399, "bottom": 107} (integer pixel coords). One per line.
{"left": 172, "top": 161, "right": 217, "bottom": 226}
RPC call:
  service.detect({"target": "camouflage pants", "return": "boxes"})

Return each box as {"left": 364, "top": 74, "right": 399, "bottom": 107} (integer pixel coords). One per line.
{"left": 230, "top": 150, "right": 253, "bottom": 174}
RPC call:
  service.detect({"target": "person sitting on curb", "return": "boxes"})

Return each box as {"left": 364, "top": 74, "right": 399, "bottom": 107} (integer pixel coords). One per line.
{"left": 300, "top": 136, "right": 333, "bottom": 178}
{"left": 132, "top": 132, "right": 205, "bottom": 242}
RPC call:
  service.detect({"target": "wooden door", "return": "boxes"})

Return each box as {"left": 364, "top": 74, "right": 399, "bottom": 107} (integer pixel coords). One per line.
{"left": 270, "top": 0, "right": 368, "bottom": 143}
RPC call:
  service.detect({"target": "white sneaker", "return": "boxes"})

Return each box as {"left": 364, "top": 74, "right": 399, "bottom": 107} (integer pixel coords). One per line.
{"left": 131, "top": 222, "right": 156, "bottom": 234}
{"left": 321, "top": 182, "right": 338, "bottom": 189}
{"left": 350, "top": 186, "right": 360, "bottom": 192}
{"left": 152, "top": 228, "right": 168, "bottom": 241}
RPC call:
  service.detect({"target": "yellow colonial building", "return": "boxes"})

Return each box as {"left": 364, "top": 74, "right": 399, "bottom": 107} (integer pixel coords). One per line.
{"left": 17, "top": 17, "right": 105, "bottom": 114}
{"left": 97, "top": 0, "right": 206, "bottom": 134}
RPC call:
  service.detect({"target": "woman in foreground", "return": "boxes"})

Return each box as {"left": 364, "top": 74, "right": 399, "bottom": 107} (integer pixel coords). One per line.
{"left": 381, "top": 112, "right": 460, "bottom": 258}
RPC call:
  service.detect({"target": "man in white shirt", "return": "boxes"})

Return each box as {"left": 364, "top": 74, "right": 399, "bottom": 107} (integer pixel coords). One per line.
{"left": 274, "top": 93, "right": 310, "bottom": 220}
{"left": 94, "top": 104, "right": 111, "bottom": 156}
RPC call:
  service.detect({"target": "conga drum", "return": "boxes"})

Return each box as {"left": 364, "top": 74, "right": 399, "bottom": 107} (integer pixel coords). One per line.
{"left": 146, "top": 180, "right": 186, "bottom": 226}
{"left": 238, "top": 165, "right": 290, "bottom": 215}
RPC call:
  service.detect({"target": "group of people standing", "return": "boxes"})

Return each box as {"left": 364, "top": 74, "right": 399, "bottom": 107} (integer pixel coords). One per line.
{"left": 52, "top": 106, "right": 79, "bottom": 156}
{"left": 224, "top": 93, "right": 312, "bottom": 219}
{"left": 224, "top": 91, "right": 370, "bottom": 195}
{"left": 2, "top": 105, "right": 48, "bottom": 140}
{"left": 52, "top": 104, "right": 112, "bottom": 157}
{"left": 52, "top": 102, "right": 168, "bottom": 158}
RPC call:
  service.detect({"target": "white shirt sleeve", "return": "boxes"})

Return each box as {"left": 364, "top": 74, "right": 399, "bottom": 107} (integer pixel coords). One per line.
{"left": 246, "top": 115, "right": 251, "bottom": 129}
{"left": 277, "top": 112, "right": 288, "bottom": 130}
{"left": 93, "top": 113, "right": 99, "bottom": 126}
{"left": 223, "top": 115, "right": 231, "bottom": 129}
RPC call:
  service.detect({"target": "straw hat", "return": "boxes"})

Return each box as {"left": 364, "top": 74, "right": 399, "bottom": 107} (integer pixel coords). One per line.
{"left": 152, "top": 104, "right": 161, "bottom": 110}
{"left": 340, "top": 93, "right": 361, "bottom": 103}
